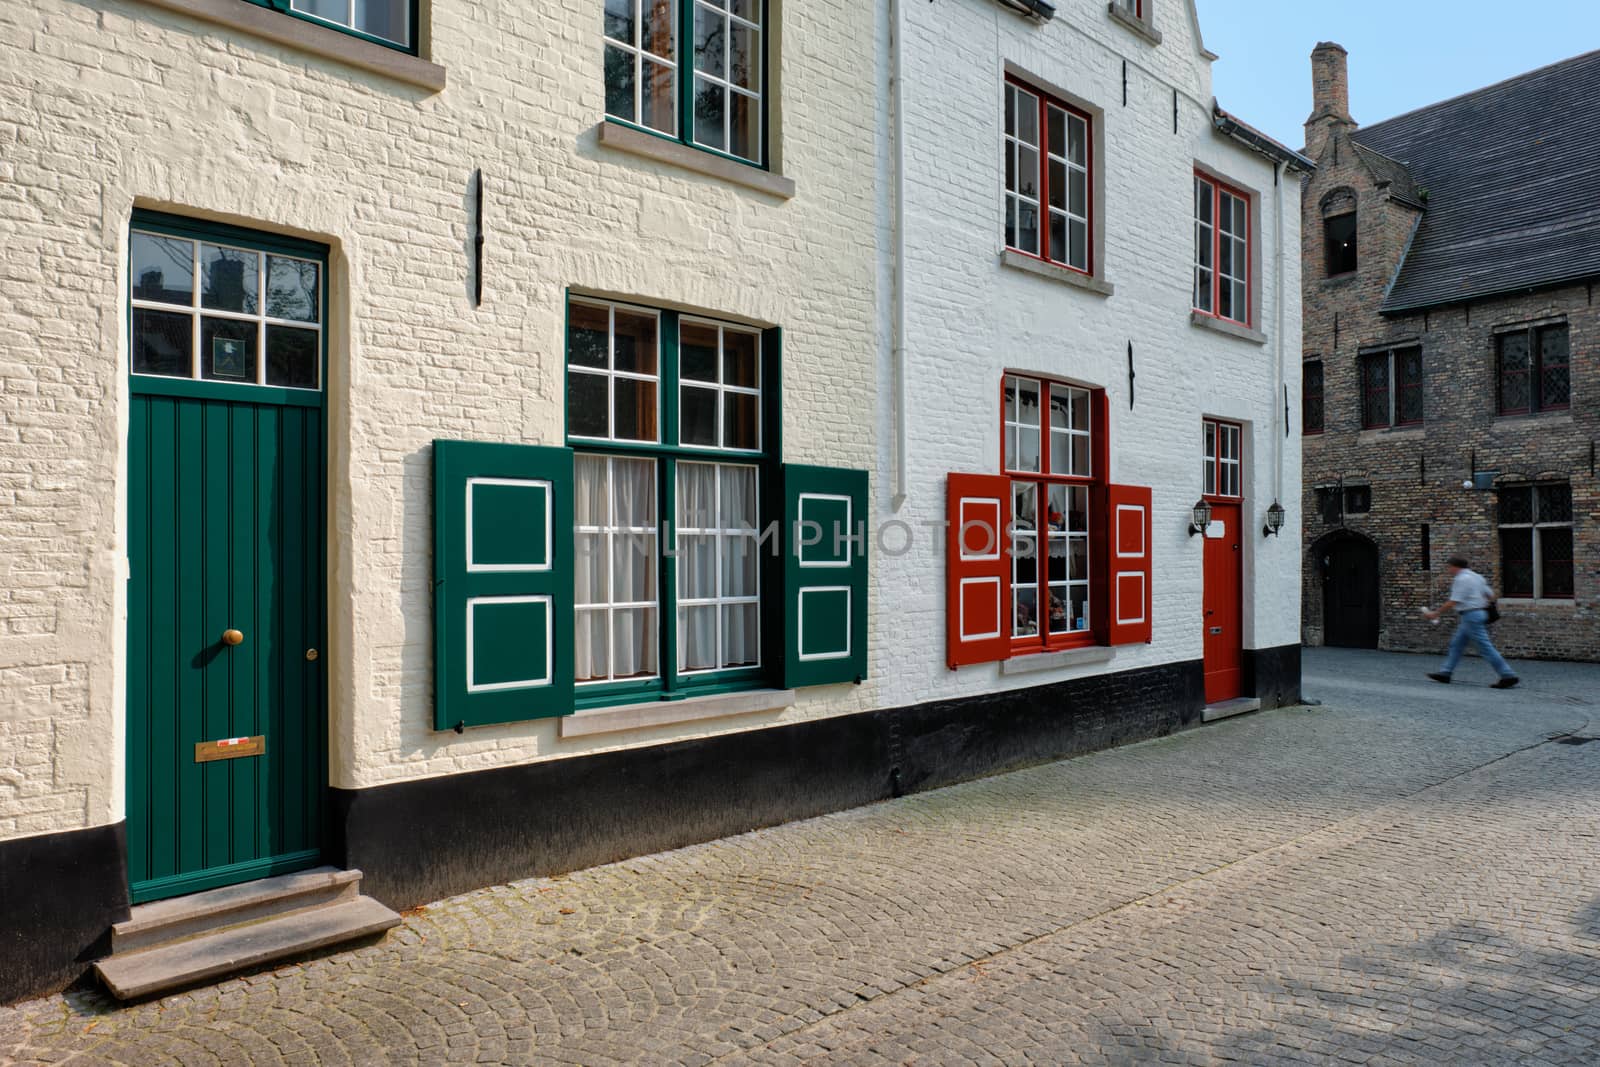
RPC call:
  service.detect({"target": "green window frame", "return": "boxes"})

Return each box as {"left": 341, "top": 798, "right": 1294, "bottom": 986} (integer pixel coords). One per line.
{"left": 565, "top": 293, "right": 783, "bottom": 708}
{"left": 602, "top": 0, "right": 769, "bottom": 168}
{"left": 128, "top": 210, "right": 328, "bottom": 408}
{"left": 240, "top": 0, "right": 419, "bottom": 54}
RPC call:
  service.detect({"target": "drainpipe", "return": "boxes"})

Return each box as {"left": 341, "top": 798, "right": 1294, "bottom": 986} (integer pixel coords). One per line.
{"left": 1274, "top": 159, "right": 1286, "bottom": 507}
{"left": 889, "top": 0, "right": 908, "bottom": 511}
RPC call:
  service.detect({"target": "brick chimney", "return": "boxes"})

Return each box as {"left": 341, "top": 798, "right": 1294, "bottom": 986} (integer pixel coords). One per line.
{"left": 1304, "top": 42, "right": 1356, "bottom": 161}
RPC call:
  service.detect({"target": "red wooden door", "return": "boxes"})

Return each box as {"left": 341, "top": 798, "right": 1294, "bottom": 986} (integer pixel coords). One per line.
{"left": 1202, "top": 502, "right": 1243, "bottom": 703}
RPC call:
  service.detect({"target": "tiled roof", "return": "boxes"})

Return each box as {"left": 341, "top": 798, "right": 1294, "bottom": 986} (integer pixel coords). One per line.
{"left": 1352, "top": 49, "right": 1600, "bottom": 313}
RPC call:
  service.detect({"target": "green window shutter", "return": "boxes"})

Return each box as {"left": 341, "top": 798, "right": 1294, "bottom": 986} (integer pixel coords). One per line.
{"left": 781, "top": 464, "right": 868, "bottom": 688}
{"left": 433, "top": 440, "right": 575, "bottom": 730}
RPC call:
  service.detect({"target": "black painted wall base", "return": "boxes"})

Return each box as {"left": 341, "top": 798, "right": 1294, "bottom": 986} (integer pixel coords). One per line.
{"left": 335, "top": 657, "right": 1211, "bottom": 910}
{"left": 0, "top": 822, "right": 130, "bottom": 1006}
{"left": 1245, "top": 643, "right": 1303, "bottom": 710}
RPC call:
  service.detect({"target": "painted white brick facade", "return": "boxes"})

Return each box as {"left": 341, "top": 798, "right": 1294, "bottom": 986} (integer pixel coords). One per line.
{"left": 873, "top": 0, "right": 1303, "bottom": 708}
{"left": 0, "top": 0, "right": 880, "bottom": 839}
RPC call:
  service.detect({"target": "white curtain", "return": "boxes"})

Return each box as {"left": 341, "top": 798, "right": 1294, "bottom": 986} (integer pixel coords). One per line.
{"left": 678, "top": 463, "right": 718, "bottom": 671}
{"left": 721, "top": 466, "right": 759, "bottom": 669}
{"left": 574, "top": 455, "right": 657, "bottom": 682}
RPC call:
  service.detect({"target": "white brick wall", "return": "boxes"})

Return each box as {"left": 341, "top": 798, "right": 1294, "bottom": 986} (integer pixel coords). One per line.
{"left": 871, "top": 0, "right": 1303, "bottom": 709}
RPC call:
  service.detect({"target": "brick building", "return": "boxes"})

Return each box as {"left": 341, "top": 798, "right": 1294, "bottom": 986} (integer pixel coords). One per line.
{"left": 0, "top": 0, "right": 1303, "bottom": 1003}
{"left": 1299, "top": 44, "right": 1600, "bottom": 660}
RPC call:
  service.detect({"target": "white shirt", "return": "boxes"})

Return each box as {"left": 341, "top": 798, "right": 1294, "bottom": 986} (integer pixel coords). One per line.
{"left": 1449, "top": 568, "right": 1494, "bottom": 611}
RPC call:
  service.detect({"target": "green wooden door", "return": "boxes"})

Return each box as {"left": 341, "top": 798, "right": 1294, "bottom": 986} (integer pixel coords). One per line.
{"left": 124, "top": 212, "right": 329, "bottom": 903}
{"left": 127, "top": 391, "right": 325, "bottom": 902}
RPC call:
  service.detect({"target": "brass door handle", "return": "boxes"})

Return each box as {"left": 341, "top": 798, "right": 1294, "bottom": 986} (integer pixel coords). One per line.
{"left": 222, "top": 629, "right": 244, "bottom": 647}
{"left": 305, "top": 648, "right": 319, "bottom": 662}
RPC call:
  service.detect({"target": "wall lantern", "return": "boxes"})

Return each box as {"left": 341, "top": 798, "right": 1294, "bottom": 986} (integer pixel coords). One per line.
{"left": 1263, "top": 500, "right": 1286, "bottom": 537}
{"left": 1188, "top": 498, "right": 1213, "bottom": 537}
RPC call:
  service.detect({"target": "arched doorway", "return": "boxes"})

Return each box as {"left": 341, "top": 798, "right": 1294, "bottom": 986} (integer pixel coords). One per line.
{"left": 1320, "top": 534, "right": 1380, "bottom": 648}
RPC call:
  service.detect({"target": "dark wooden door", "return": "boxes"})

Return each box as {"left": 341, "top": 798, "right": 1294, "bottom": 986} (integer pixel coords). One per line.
{"left": 126, "top": 391, "right": 325, "bottom": 903}
{"left": 1323, "top": 538, "right": 1380, "bottom": 648}
{"left": 1202, "top": 502, "right": 1243, "bottom": 703}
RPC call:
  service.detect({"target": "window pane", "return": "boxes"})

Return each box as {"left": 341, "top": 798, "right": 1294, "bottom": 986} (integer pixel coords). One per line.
{"left": 1362, "top": 355, "right": 1390, "bottom": 428}
{"left": 694, "top": 4, "right": 725, "bottom": 78}
{"left": 643, "top": 0, "right": 675, "bottom": 58}
{"left": 1014, "top": 582, "right": 1038, "bottom": 638}
{"left": 680, "top": 604, "right": 717, "bottom": 670}
{"left": 1067, "top": 486, "right": 1088, "bottom": 533}
{"left": 722, "top": 536, "right": 757, "bottom": 598}
{"left": 199, "top": 317, "right": 256, "bottom": 382}
{"left": 576, "top": 610, "right": 609, "bottom": 681}
{"left": 1048, "top": 212, "right": 1067, "bottom": 267}
{"left": 1016, "top": 427, "right": 1040, "bottom": 473}
{"left": 1537, "top": 483, "right": 1572, "bottom": 524}
{"left": 642, "top": 59, "right": 677, "bottom": 135}
{"left": 131, "top": 308, "right": 192, "bottom": 378}
{"left": 1070, "top": 585, "right": 1089, "bottom": 634}
{"left": 680, "top": 323, "right": 719, "bottom": 381}
{"left": 1303, "top": 361, "right": 1324, "bottom": 433}
{"left": 721, "top": 604, "right": 758, "bottom": 668}
{"left": 605, "top": 45, "right": 636, "bottom": 122}
{"left": 201, "top": 245, "right": 259, "bottom": 314}
{"left": 1067, "top": 115, "right": 1086, "bottom": 166}
{"left": 265, "top": 326, "right": 319, "bottom": 389}
{"left": 1498, "top": 332, "right": 1530, "bottom": 413}
{"left": 729, "top": 22, "right": 758, "bottom": 91}
{"left": 1069, "top": 534, "right": 1089, "bottom": 580}
{"left": 1014, "top": 378, "right": 1040, "bottom": 430}
{"left": 720, "top": 464, "right": 757, "bottom": 527}
{"left": 1049, "top": 425, "right": 1070, "bottom": 476}
{"left": 1047, "top": 583, "right": 1070, "bottom": 634}
{"left": 1015, "top": 90, "right": 1038, "bottom": 145}
{"left": 681, "top": 385, "right": 717, "bottom": 446}
{"left": 353, "top": 0, "right": 408, "bottom": 45}
{"left": 568, "top": 371, "right": 609, "bottom": 437}
{"left": 130, "top": 232, "right": 194, "bottom": 306}
{"left": 1539, "top": 325, "right": 1570, "bottom": 408}
{"left": 1069, "top": 220, "right": 1088, "bottom": 272}
{"left": 576, "top": 533, "right": 607, "bottom": 604}
{"left": 1498, "top": 486, "right": 1533, "bottom": 526}
{"left": 265, "top": 256, "right": 320, "bottom": 322}
{"left": 1540, "top": 526, "right": 1574, "bottom": 598}
{"left": 613, "top": 608, "right": 657, "bottom": 678}
{"left": 612, "top": 310, "right": 658, "bottom": 375}
{"left": 1499, "top": 528, "right": 1534, "bottom": 598}
{"left": 1047, "top": 106, "right": 1064, "bottom": 156}
{"left": 604, "top": 0, "right": 633, "bottom": 41}
{"left": 568, "top": 302, "right": 610, "bottom": 368}
{"left": 678, "top": 463, "right": 716, "bottom": 528}
{"left": 724, "top": 329, "right": 758, "bottom": 387}
{"left": 1324, "top": 212, "right": 1357, "bottom": 275}
{"left": 614, "top": 532, "right": 656, "bottom": 602}
{"left": 1012, "top": 482, "right": 1037, "bottom": 532}
{"left": 694, "top": 77, "right": 725, "bottom": 150}
{"left": 679, "top": 535, "right": 715, "bottom": 598}
{"left": 575, "top": 455, "right": 608, "bottom": 525}
{"left": 1068, "top": 168, "right": 1087, "bottom": 215}
{"left": 614, "top": 377, "right": 658, "bottom": 441}
{"left": 724, "top": 391, "right": 758, "bottom": 449}
{"left": 729, "top": 90, "right": 759, "bottom": 161}
{"left": 612, "top": 457, "right": 656, "bottom": 526}
{"left": 1195, "top": 178, "right": 1213, "bottom": 224}
{"left": 1048, "top": 159, "right": 1066, "bottom": 211}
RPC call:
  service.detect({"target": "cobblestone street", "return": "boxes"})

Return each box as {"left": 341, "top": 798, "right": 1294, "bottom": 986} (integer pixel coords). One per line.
{"left": 4, "top": 647, "right": 1599, "bottom": 1066}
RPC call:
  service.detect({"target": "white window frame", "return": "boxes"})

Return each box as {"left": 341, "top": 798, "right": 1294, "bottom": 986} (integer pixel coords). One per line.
{"left": 575, "top": 454, "right": 662, "bottom": 685}
{"left": 690, "top": 0, "right": 764, "bottom": 163}
{"left": 291, "top": 0, "right": 412, "bottom": 49}
{"left": 676, "top": 461, "right": 762, "bottom": 674}
{"left": 1194, "top": 175, "right": 1251, "bottom": 326}
{"left": 1007, "top": 375, "right": 1095, "bottom": 642}
{"left": 603, "top": 0, "right": 681, "bottom": 138}
{"left": 1203, "top": 419, "right": 1241, "bottom": 499}
{"left": 129, "top": 229, "right": 324, "bottom": 391}
{"left": 1005, "top": 81, "right": 1092, "bottom": 272}
{"left": 678, "top": 318, "right": 763, "bottom": 453}
{"left": 567, "top": 298, "right": 663, "bottom": 445}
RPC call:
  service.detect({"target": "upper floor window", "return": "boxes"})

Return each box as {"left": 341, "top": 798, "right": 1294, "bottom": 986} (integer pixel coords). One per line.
{"left": 1003, "top": 375, "right": 1099, "bottom": 648}
{"left": 1004, "top": 79, "right": 1092, "bottom": 274}
{"left": 243, "top": 0, "right": 415, "bottom": 52}
{"left": 604, "top": 0, "right": 766, "bottom": 166}
{"left": 1324, "top": 212, "right": 1357, "bottom": 275}
{"left": 1303, "top": 359, "right": 1324, "bottom": 434}
{"left": 1194, "top": 174, "right": 1250, "bottom": 325}
{"left": 1115, "top": 0, "right": 1143, "bottom": 14}
{"left": 1497, "top": 323, "right": 1569, "bottom": 416}
{"left": 130, "top": 219, "right": 325, "bottom": 391}
{"left": 1202, "top": 419, "right": 1241, "bottom": 499}
{"left": 1361, "top": 346, "right": 1423, "bottom": 429}
{"left": 1498, "top": 482, "right": 1573, "bottom": 600}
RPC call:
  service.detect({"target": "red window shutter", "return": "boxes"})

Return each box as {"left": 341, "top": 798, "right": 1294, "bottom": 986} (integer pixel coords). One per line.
{"left": 946, "top": 473, "right": 1012, "bottom": 668}
{"left": 1106, "top": 484, "right": 1153, "bottom": 645}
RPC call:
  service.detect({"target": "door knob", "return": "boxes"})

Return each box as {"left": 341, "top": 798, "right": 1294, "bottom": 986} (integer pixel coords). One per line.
{"left": 222, "top": 629, "right": 244, "bottom": 647}
{"left": 305, "top": 648, "right": 319, "bottom": 662}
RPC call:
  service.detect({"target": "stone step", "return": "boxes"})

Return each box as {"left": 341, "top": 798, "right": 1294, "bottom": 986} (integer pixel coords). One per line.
{"left": 113, "top": 866, "right": 362, "bottom": 953}
{"left": 1202, "top": 697, "right": 1263, "bottom": 723}
{"left": 96, "top": 895, "right": 400, "bottom": 1001}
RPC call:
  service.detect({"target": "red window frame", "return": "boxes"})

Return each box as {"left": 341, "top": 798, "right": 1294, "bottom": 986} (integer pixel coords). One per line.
{"left": 1193, "top": 172, "right": 1253, "bottom": 327}
{"left": 1004, "top": 76, "right": 1095, "bottom": 276}
{"left": 1202, "top": 418, "right": 1242, "bottom": 502}
{"left": 1497, "top": 323, "right": 1570, "bottom": 416}
{"left": 1000, "top": 374, "right": 1109, "bottom": 654}
{"left": 1361, "top": 347, "right": 1423, "bottom": 429}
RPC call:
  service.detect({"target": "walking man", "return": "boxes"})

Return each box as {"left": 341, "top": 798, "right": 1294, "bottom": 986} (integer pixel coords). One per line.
{"left": 1423, "top": 555, "right": 1519, "bottom": 688}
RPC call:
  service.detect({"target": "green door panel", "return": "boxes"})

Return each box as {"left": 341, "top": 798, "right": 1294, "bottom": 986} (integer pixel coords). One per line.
{"left": 127, "top": 393, "right": 325, "bottom": 903}
{"left": 781, "top": 464, "right": 869, "bottom": 689}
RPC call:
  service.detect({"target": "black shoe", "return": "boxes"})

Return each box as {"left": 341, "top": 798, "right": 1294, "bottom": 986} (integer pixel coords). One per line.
{"left": 1427, "top": 672, "right": 1452, "bottom": 684}
{"left": 1493, "top": 676, "right": 1520, "bottom": 689}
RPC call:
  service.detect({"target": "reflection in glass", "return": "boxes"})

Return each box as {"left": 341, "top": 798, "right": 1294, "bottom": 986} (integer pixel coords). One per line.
{"left": 132, "top": 308, "right": 192, "bottom": 377}
{"left": 266, "top": 257, "right": 320, "bottom": 322}
{"left": 568, "top": 371, "right": 609, "bottom": 437}
{"left": 681, "top": 385, "right": 718, "bottom": 446}
{"left": 612, "top": 310, "right": 658, "bottom": 375}
{"left": 199, "top": 317, "right": 256, "bottom": 382}
{"left": 567, "top": 303, "right": 610, "bottom": 368}
{"left": 266, "top": 326, "right": 319, "bottom": 389}
{"left": 130, "top": 233, "right": 194, "bottom": 306}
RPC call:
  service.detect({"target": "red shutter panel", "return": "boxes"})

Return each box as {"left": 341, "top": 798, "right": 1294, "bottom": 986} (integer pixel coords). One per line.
{"left": 1106, "top": 484, "right": 1153, "bottom": 645}
{"left": 946, "top": 473, "right": 1013, "bottom": 668}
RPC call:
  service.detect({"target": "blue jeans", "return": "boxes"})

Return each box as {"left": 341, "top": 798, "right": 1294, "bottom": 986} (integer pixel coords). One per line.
{"left": 1441, "top": 609, "right": 1515, "bottom": 678}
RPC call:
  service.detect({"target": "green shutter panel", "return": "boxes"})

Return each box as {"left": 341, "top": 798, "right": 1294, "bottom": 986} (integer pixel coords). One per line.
{"left": 433, "top": 440, "right": 575, "bottom": 730}
{"left": 781, "top": 464, "right": 869, "bottom": 688}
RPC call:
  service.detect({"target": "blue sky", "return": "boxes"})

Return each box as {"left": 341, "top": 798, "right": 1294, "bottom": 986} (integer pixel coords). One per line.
{"left": 1195, "top": 0, "right": 1600, "bottom": 149}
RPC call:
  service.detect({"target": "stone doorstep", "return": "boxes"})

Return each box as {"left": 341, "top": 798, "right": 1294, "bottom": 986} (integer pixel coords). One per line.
{"left": 1202, "top": 697, "right": 1262, "bottom": 723}
{"left": 112, "top": 866, "right": 363, "bottom": 953}
{"left": 95, "top": 895, "right": 401, "bottom": 1001}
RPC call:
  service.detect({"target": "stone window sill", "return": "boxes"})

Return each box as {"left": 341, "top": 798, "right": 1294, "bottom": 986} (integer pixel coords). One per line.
{"left": 1494, "top": 412, "right": 1573, "bottom": 429}
{"left": 134, "top": 0, "right": 446, "bottom": 91}
{"left": 1497, "top": 599, "right": 1578, "bottom": 610}
{"left": 1000, "top": 645, "right": 1115, "bottom": 675}
{"left": 1357, "top": 426, "right": 1423, "bottom": 444}
{"left": 1001, "top": 250, "right": 1115, "bottom": 296}
{"left": 559, "top": 687, "right": 796, "bottom": 739}
{"left": 1107, "top": 4, "right": 1163, "bottom": 45}
{"left": 596, "top": 122, "right": 797, "bottom": 199}
{"left": 1190, "top": 311, "right": 1267, "bottom": 345}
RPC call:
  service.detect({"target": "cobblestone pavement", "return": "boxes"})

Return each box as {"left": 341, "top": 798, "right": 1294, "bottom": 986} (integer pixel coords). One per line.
{"left": 4, "top": 648, "right": 1600, "bottom": 1066}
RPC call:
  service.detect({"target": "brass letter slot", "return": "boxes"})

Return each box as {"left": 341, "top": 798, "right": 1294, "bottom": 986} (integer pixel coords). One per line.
{"left": 195, "top": 735, "right": 266, "bottom": 763}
